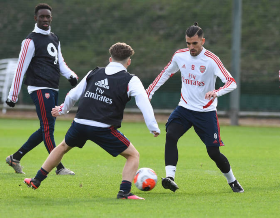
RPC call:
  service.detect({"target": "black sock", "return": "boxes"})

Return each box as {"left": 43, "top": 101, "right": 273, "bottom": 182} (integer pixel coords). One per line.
{"left": 120, "top": 180, "right": 132, "bottom": 194}
{"left": 34, "top": 167, "right": 49, "bottom": 182}
{"left": 13, "top": 147, "right": 28, "bottom": 161}
{"left": 56, "top": 163, "right": 64, "bottom": 171}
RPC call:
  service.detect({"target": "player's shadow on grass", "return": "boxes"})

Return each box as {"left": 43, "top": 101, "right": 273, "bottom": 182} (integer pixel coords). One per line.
{"left": 154, "top": 189, "right": 238, "bottom": 196}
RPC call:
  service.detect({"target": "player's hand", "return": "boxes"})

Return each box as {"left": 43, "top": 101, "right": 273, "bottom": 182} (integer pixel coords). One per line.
{"left": 68, "top": 75, "right": 78, "bottom": 87}
{"left": 205, "top": 91, "right": 217, "bottom": 100}
{"left": 6, "top": 98, "right": 16, "bottom": 107}
{"left": 152, "top": 131, "right": 160, "bottom": 137}
{"left": 51, "top": 106, "right": 60, "bottom": 117}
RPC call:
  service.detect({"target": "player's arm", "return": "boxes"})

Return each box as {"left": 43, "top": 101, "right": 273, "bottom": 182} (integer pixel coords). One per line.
{"left": 128, "top": 76, "right": 160, "bottom": 137}
{"left": 52, "top": 71, "right": 89, "bottom": 117}
{"left": 6, "top": 39, "right": 34, "bottom": 107}
{"left": 57, "top": 42, "right": 78, "bottom": 87}
{"left": 211, "top": 58, "right": 237, "bottom": 98}
{"left": 146, "top": 53, "right": 180, "bottom": 100}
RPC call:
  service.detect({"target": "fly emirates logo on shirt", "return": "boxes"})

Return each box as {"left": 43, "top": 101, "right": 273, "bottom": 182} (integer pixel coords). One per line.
{"left": 182, "top": 73, "right": 205, "bottom": 87}
{"left": 84, "top": 79, "right": 113, "bottom": 104}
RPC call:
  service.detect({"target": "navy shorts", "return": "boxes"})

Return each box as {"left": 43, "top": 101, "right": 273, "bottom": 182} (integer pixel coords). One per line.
{"left": 166, "top": 106, "right": 224, "bottom": 147}
{"left": 65, "top": 121, "right": 131, "bottom": 157}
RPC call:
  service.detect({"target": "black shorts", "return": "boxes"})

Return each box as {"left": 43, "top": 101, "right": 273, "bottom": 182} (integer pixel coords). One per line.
{"left": 166, "top": 106, "right": 224, "bottom": 147}
{"left": 65, "top": 121, "right": 130, "bottom": 157}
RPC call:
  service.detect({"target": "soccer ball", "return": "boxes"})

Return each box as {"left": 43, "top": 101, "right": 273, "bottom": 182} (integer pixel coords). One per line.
{"left": 134, "top": 168, "right": 157, "bottom": 191}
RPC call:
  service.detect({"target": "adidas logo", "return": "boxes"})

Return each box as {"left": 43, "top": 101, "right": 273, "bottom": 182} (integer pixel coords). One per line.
{"left": 95, "top": 78, "right": 109, "bottom": 89}
{"left": 182, "top": 64, "right": 186, "bottom": 69}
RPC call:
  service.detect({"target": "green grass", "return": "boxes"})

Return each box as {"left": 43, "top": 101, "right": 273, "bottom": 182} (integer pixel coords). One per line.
{"left": 0, "top": 118, "right": 279, "bottom": 218}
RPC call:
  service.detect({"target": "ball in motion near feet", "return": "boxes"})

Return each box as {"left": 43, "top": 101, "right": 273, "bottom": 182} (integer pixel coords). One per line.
{"left": 134, "top": 168, "right": 157, "bottom": 191}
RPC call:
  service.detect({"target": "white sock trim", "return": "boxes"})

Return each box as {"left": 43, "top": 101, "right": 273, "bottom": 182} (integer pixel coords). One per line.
{"left": 223, "top": 169, "right": 236, "bottom": 183}
{"left": 165, "top": 165, "right": 176, "bottom": 179}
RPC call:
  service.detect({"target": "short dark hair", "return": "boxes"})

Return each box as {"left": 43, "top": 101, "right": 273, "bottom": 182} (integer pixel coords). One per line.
{"left": 185, "top": 22, "right": 204, "bottom": 38}
{"left": 35, "top": 3, "right": 52, "bottom": 15}
{"left": 109, "top": 42, "right": 134, "bottom": 61}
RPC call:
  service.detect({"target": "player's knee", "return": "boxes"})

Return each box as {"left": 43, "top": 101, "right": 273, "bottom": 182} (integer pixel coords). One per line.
{"left": 132, "top": 148, "right": 140, "bottom": 160}
{"left": 128, "top": 149, "right": 139, "bottom": 167}
{"left": 166, "top": 127, "right": 180, "bottom": 142}
{"left": 122, "top": 143, "right": 139, "bottom": 161}
{"left": 207, "top": 146, "right": 220, "bottom": 161}
{"left": 58, "top": 140, "right": 72, "bottom": 153}
{"left": 166, "top": 121, "right": 185, "bottom": 142}
{"left": 131, "top": 150, "right": 140, "bottom": 165}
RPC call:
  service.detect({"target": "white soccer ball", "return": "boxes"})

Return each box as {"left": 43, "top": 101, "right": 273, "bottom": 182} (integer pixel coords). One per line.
{"left": 134, "top": 168, "right": 157, "bottom": 191}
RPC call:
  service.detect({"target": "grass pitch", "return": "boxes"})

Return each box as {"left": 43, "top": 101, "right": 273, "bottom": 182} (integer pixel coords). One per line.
{"left": 0, "top": 118, "right": 279, "bottom": 218}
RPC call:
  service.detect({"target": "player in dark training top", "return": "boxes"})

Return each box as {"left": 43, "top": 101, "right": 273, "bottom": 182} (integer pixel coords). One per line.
{"left": 24, "top": 42, "right": 160, "bottom": 200}
{"left": 5, "top": 3, "right": 78, "bottom": 175}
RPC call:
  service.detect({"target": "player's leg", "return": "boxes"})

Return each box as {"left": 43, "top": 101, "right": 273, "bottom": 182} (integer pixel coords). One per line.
{"left": 165, "top": 122, "right": 186, "bottom": 173}
{"left": 24, "top": 121, "right": 84, "bottom": 189}
{"left": 6, "top": 131, "right": 42, "bottom": 174}
{"left": 119, "top": 143, "right": 139, "bottom": 182}
{"left": 206, "top": 146, "right": 243, "bottom": 192}
{"left": 162, "top": 121, "right": 185, "bottom": 192}
{"left": 41, "top": 140, "right": 73, "bottom": 172}
{"left": 7, "top": 90, "right": 63, "bottom": 173}
{"left": 162, "top": 106, "right": 190, "bottom": 192}
{"left": 117, "top": 143, "right": 144, "bottom": 200}
{"left": 24, "top": 140, "right": 73, "bottom": 189}
{"left": 6, "top": 91, "right": 45, "bottom": 174}
{"left": 38, "top": 89, "right": 74, "bottom": 175}
{"left": 193, "top": 111, "right": 244, "bottom": 193}
{"left": 17, "top": 90, "right": 47, "bottom": 153}
{"left": 90, "top": 126, "right": 144, "bottom": 199}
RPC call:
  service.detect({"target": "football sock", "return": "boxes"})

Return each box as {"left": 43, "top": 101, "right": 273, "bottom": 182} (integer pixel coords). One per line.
{"left": 56, "top": 163, "right": 65, "bottom": 171}
{"left": 34, "top": 167, "right": 49, "bottom": 182}
{"left": 223, "top": 169, "right": 236, "bottom": 183}
{"left": 12, "top": 148, "right": 28, "bottom": 161}
{"left": 165, "top": 165, "right": 176, "bottom": 179}
{"left": 119, "top": 180, "right": 132, "bottom": 194}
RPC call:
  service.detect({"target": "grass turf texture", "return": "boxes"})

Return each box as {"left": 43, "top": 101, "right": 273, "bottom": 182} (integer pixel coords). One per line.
{"left": 0, "top": 118, "right": 279, "bottom": 218}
